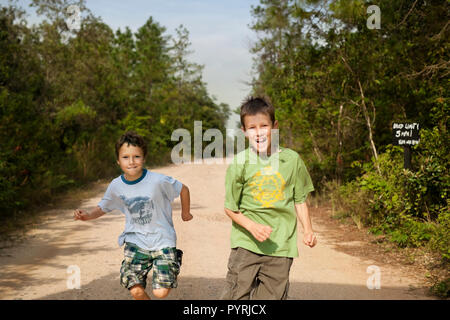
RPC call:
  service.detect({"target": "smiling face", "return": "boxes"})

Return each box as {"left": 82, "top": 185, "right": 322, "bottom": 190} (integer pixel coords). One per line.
{"left": 242, "top": 112, "right": 278, "bottom": 155}
{"left": 116, "top": 143, "right": 145, "bottom": 181}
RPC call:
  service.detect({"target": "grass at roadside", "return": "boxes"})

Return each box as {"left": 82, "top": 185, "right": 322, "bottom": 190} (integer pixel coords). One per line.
{"left": 311, "top": 195, "right": 449, "bottom": 299}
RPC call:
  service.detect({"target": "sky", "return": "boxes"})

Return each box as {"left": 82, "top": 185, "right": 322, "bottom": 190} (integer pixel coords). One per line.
{"left": 7, "top": 0, "right": 262, "bottom": 130}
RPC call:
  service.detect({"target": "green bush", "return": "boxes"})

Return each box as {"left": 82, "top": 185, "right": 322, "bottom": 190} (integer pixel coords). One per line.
{"left": 0, "top": 4, "right": 229, "bottom": 223}
{"left": 430, "top": 210, "right": 450, "bottom": 261}
{"left": 335, "top": 136, "right": 449, "bottom": 261}
{"left": 431, "top": 278, "right": 450, "bottom": 299}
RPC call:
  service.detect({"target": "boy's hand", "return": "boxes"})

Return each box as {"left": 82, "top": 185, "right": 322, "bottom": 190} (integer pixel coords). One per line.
{"left": 303, "top": 232, "right": 317, "bottom": 248}
{"left": 73, "top": 209, "right": 89, "bottom": 221}
{"left": 182, "top": 212, "right": 193, "bottom": 221}
{"left": 249, "top": 222, "right": 272, "bottom": 242}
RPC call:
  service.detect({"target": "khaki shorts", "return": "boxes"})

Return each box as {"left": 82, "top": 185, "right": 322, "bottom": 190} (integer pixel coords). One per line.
{"left": 221, "top": 247, "right": 293, "bottom": 300}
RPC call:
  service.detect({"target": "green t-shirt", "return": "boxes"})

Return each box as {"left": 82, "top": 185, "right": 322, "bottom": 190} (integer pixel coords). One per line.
{"left": 224, "top": 147, "right": 314, "bottom": 258}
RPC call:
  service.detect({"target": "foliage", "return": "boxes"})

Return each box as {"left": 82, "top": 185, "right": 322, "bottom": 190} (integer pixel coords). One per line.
{"left": 0, "top": 1, "right": 230, "bottom": 218}
{"left": 249, "top": 0, "right": 448, "bottom": 185}
{"left": 248, "top": 0, "right": 449, "bottom": 264}
{"left": 336, "top": 142, "right": 448, "bottom": 260}
{"left": 430, "top": 277, "right": 450, "bottom": 299}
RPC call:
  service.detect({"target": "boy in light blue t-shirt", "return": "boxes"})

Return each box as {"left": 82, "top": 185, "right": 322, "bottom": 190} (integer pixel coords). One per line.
{"left": 73, "top": 131, "right": 193, "bottom": 300}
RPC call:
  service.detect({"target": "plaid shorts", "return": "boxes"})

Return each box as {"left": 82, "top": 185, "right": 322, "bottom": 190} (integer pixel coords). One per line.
{"left": 120, "top": 242, "right": 182, "bottom": 290}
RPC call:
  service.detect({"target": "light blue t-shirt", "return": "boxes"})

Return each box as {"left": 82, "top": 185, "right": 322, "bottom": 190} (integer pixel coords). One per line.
{"left": 98, "top": 169, "right": 183, "bottom": 251}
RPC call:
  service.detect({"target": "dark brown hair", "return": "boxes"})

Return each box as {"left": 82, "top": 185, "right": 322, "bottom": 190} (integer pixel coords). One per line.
{"left": 240, "top": 96, "right": 275, "bottom": 129}
{"left": 115, "top": 131, "right": 147, "bottom": 159}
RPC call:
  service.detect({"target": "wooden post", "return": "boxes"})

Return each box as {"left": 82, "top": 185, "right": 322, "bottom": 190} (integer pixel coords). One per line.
{"left": 403, "top": 145, "right": 412, "bottom": 170}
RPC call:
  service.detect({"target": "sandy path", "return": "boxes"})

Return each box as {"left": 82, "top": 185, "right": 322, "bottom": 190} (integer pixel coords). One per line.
{"left": 0, "top": 162, "right": 435, "bottom": 300}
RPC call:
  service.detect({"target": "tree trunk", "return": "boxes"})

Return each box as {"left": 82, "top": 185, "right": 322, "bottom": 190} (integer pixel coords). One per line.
{"left": 357, "top": 79, "right": 381, "bottom": 175}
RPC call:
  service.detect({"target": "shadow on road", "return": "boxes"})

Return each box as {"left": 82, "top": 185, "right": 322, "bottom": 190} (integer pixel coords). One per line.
{"left": 14, "top": 274, "right": 430, "bottom": 300}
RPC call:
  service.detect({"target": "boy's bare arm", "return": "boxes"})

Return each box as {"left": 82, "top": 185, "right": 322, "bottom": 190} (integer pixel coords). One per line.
{"left": 73, "top": 206, "right": 105, "bottom": 221}
{"left": 180, "top": 184, "right": 193, "bottom": 221}
{"left": 295, "top": 202, "right": 317, "bottom": 248}
{"left": 224, "top": 208, "right": 272, "bottom": 242}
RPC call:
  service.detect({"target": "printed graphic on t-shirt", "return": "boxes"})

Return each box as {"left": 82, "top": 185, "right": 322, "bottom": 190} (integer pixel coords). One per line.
{"left": 119, "top": 195, "right": 154, "bottom": 225}
{"left": 248, "top": 166, "right": 286, "bottom": 208}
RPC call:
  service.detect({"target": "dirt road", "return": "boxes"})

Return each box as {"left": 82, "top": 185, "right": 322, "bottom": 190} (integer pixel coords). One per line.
{"left": 0, "top": 162, "right": 436, "bottom": 300}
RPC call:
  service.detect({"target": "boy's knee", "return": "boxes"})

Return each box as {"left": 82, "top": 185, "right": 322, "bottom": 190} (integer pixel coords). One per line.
{"left": 153, "top": 288, "right": 170, "bottom": 299}
{"left": 129, "top": 284, "right": 148, "bottom": 299}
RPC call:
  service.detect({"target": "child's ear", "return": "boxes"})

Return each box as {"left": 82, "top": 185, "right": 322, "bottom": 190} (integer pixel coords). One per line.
{"left": 273, "top": 120, "right": 279, "bottom": 129}
{"left": 241, "top": 126, "right": 248, "bottom": 137}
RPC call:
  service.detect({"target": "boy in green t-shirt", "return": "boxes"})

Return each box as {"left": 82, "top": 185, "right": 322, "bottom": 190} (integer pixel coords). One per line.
{"left": 221, "top": 96, "right": 317, "bottom": 300}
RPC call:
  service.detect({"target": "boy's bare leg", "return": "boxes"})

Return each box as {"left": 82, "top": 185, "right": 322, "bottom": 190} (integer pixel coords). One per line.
{"left": 129, "top": 284, "right": 151, "bottom": 300}
{"left": 153, "top": 288, "right": 171, "bottom": 299}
